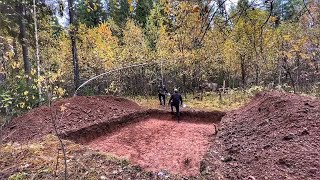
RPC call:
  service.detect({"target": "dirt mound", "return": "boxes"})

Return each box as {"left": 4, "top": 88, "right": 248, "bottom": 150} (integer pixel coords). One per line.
{"left": 1, "top": 96, "right": 143, "bottom": 143}
{"left": 0, "top": 135, "right": 175, "bottom": 180}
{"left": 203, "top": 91, "right": 320, "bottom": 179}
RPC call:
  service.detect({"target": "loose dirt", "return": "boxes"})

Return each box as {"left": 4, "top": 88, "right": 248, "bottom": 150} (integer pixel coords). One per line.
{"left": 1, "top": 96, "right": 143, "bottom": 143}
{"left": 202, "top": 91, "right": 320, "bottom": 179}
{"left": 86, "top": 118, "right": 217, "bottom": 176}
{"left": 2, "top": 91, "right": 320, "bottom": 179}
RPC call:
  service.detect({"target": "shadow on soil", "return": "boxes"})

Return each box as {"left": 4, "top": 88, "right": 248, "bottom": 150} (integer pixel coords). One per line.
{"left": 60, "top": 109, "right": 226, "bottom": 144}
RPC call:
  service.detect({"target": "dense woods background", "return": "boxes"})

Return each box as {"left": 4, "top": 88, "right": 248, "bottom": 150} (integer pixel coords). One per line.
{"left": 0, "top": 0, "right": 319, "bottom": 115}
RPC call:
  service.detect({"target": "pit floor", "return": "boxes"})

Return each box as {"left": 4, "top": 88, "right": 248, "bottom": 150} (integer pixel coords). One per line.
{"left": 86, "top": 118, "right": 217, "bottom": 176}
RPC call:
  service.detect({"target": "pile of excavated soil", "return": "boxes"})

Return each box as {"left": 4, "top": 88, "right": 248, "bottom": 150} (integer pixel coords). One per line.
{"left": 86, "top": 118, "right": 218, "bottom": 176}
{"left": 0, "top": 135, "right": 176, "bottom": 180}
{"left": 3, "top": 91, "right": 319, "bottom": 179}
{"left": 202, "top": 91, "right": 320, "bottom": 179}
{"left": 1, "top": 96, "right": 143, "bottom": 143}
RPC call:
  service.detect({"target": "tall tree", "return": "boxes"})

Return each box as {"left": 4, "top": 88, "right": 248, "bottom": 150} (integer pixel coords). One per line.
{"left": 107, "top": 0, "right": 130, "bottom": 27}
{"left": 77, "top": 0, "right": 107, "bottom": 27}
{"left": 68, "top": 0, "right": 80, "bottom": 89}
{"left": 134, "top": 0, "right": 153, "bottom": 27}
{"left": 0, "top": 0, "right": 52, "bottom": 77}
{"left": 237, "top": 0, "right": 250, "bottom": 12}
{"left": 145, "top": 0, "right": 172, "bottom": 50}
{"left": 271, "top": 0, "right": 304, "bottom": 21}
{"left": 0, "top": 1, "right": 31, "bottom": 76}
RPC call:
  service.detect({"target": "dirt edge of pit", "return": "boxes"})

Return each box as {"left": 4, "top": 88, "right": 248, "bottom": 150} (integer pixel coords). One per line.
{"left": 60, "top": 109, "right": 226, "bottom": 144}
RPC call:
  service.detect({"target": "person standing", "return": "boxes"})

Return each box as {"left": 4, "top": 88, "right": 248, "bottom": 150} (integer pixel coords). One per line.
{"left": 158, "top": 85, "right": 168, "bottom": 105}
{"left": 169, "top": 88, "right": 183, "bottom": 121}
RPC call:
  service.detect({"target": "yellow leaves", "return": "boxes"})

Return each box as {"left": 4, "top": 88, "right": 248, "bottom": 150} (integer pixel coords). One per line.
{"left": 270, "top": 16, "right": 278, "bottom": 23}
{"left": 97, "top": 23, "right": 113, "bottom": 40}
{"left": 77, "top": 22, "right": 118, "bottom": 72}
{"left": 56, "top": 87, "right": 65, "bottom": 97}
{"left": 18, "top": 102, "right": 26, "bottom": 109}
{"left": 37, "top": 76, "right": 45, "bottom": 85}
{"left": 15, "top": 75, "right": 22, "bottom": 79}
{"left": 11, "top": 61, "right": 21, "bottom": 69}
{"left": 128, "top": 0, "right": 133, "bottom": 12}
{"left": 60, "top": 103, "right": 68, "bottom": 112}
{"left": 7, "top": 51, "right": 14, "bottom": 59}
{"left": 23, "top": 91, "right": 29, "bottom": 96}
{"left": 285, "top": 51, "right": 294, "bottom": 59}
{"left": 31, "top": 69, "right": 37, "bottom": 76}
{"left": 283, "top": 35, "right": 291, "bottom": 41}
{"left": 300, "top": 53, "right": 310, "bottom": 60}
{"left": 120, "top": 20, "right": 149, "bottom": 64}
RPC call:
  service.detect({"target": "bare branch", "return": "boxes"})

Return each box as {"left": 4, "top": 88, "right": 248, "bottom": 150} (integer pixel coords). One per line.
{"left": 48, "top": 93, "right": 68, "bottom": 180}
{"left": 303, "top": 0, "right": 315, "bottom": 26}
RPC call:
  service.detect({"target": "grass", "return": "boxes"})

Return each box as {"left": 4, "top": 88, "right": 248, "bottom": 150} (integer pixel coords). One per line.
{"left": 132, "top": 89, "right": 256, "bottom": 111}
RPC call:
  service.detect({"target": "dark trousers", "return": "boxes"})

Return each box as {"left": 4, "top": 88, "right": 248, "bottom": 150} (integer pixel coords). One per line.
{"left": 171, "top": 104, "right": 180, "bottom": 119}
{"left": 158, "top": 94, "right": 166, "bottom": 105}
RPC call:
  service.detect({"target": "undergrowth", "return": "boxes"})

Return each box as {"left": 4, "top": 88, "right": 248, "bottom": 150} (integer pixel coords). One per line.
{"left": 132, "top": 87, "right": 263, "bottom": 111}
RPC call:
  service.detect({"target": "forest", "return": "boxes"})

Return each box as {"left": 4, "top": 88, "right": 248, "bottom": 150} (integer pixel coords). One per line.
{"left": 1, "top": 1, "right": 320, "bottom": 179}
{"left": 0, "top": 0, "right": 319, "bottom": 114}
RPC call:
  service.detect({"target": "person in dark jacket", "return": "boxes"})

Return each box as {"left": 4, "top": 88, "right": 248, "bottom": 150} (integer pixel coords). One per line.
{"left": 169, "top": 88, "right": 183, "bottom": 121}
{"left": 158, "top": 85, "right": 168, "bottom": 105}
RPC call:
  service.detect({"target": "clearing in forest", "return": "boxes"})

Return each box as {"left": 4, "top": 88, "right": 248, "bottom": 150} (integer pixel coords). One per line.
{"left": 1, "top": 91, "right": 320, "bottom": 179}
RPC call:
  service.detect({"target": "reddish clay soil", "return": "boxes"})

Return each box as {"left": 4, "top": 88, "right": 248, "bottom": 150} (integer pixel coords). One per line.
{"left": 86, "top": 118, "right": 217, "bottom": 176}
{"left": 202, "top": 91, "right": 320, "bottom": 179}
{"left": 1, "top": 96, "right": 143, "bottom": 143}
{"left": 2, "top": 91, "right": 320, "bottom": 179}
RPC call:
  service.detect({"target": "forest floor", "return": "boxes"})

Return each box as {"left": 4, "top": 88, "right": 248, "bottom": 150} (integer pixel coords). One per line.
{"left": 1, "top": 91, "right": 320, "bottom": 179}
{"left": 132, "top": 90, "right": 254, "bottom": 111}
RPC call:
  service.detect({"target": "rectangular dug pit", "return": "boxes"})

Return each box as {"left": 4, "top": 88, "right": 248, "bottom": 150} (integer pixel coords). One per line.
{"left": 61, "top": 110, "right": 225, "bottom": 176}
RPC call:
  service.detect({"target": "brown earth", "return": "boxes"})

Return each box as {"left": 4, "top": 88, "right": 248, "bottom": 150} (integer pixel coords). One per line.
{"left": 0, "top": 135, "right": 172, "bottom": 180}
{"left": 86, "top": 118, "right": 217, "bottom": 176}
{"left": 1, "top": 92, "right": 320, "bottom": 179}
{"left": 1, "top": 96, "right": 143, "bottom": 143}
{"left": 202, "top": 91, "right": 320, "bottom": 179}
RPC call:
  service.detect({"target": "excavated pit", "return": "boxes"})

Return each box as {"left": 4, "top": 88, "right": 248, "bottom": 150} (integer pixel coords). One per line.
{"left": 61, "top": 110, "right": 225, "bottom": 176}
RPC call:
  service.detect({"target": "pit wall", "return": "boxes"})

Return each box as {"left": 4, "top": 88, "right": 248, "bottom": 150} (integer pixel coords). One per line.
{"left": 59, "top": 109, "right": 225, "bottom": 144}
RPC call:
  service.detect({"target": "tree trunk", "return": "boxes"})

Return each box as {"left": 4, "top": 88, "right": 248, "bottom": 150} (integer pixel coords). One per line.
{"left": 282, "top": 58, "right": 296, "bottom": 93}
{"left": 12, "top": 38, "right": 18, "bottom": 62}
{"left": 278, "top": 62, "right": 282, "bottom": 87}
{"left": 18, "top": 5, "right": 31, "bottom": 76}
{"left": 12, "top": 38, "right": 19, "bottom": 74}
{"left": 254, "top": 64, "right": 259, "bottom": 85}
{"left": 240, "top": 54, "right": 246, "bottom": 88}
{"left": 33, "top": 0, "right": 42, "bottom": 101}
{"left": 68, "top": 0, "right": 80, "bottom": 90}
{"left": 295, "top": 53, "right": 300, "bottom": 92}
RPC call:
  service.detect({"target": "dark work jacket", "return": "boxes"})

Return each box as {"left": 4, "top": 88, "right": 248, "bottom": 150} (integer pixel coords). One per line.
{"left": 158, "top": 87, "right": 168, "bottom": 95}
{"left": 169, "top": 93, "right": 183, "bottom": 106}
